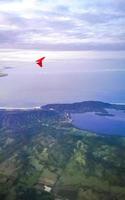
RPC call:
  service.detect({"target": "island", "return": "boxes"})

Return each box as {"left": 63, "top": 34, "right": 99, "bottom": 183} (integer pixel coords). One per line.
{"left": 0, "top": 101, "right": 125, "bottom": 200}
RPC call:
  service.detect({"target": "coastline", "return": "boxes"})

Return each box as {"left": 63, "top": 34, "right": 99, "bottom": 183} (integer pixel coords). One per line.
{"left": 0, "top": 106, "right": 41, "bottom": 111}
{"left": 0, "top": 101, "right": 125, "bottom": 111}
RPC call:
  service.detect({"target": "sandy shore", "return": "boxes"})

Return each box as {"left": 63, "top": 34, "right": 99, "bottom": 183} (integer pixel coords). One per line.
{"left": 0, "top": 106, "right": 41, "bottom": 111}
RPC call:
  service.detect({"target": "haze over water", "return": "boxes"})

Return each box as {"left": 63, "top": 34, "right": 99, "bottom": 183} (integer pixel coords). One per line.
{"left": 0, "top": 51, "right": 125, "bottom": 108}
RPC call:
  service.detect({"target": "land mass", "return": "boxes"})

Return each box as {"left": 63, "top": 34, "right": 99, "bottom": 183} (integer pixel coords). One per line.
{"left": 42, "top": 100, "right": 125, "bottom": 113}
{"left": 0, "top": 101, "right": 125, "bottom": 200}
{"left": 0, "top": 72, "right": 8, "bottom": 77}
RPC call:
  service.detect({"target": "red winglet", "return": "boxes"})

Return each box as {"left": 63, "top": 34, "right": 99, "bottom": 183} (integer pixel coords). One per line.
{"left": 36, "top": 57, "right": 45, "bottom": 67}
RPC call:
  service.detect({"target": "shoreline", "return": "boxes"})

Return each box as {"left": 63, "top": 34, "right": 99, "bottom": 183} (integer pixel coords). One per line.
{"left": 0, "top": 106, "right": 41, "bottom": 111}
{"left": 0, "top": 101, "right": 125, "bottom": 111}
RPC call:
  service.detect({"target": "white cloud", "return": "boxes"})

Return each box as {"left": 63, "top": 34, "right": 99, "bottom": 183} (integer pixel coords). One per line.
{"left": 0, "top": 0, "right": 125, "bottom": 52}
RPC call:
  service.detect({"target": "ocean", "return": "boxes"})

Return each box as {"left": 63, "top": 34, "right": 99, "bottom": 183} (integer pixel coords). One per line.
{"left": 0, "top": 58, "right": 125, "bottom": 108}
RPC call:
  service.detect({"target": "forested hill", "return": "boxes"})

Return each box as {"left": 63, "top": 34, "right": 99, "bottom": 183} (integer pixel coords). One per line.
{"left": 42, "top": 101, "right": 125, "bottom": 113}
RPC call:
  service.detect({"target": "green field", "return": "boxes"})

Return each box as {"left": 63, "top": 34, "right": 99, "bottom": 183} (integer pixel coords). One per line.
{"left": 0, "top": 103, "right": 125, "bottom": 199}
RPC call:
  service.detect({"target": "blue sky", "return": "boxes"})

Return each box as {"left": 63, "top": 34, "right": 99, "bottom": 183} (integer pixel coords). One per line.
{"left": 0, "top": 0, "right": 125, "bottom": 59}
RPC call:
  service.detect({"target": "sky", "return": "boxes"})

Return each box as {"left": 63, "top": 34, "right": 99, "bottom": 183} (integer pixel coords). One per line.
{"left": 0, "top": 0, "right": 125, "bottom": 60}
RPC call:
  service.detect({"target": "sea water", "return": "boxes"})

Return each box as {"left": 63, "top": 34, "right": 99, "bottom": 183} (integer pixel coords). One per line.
{"left": 0, "top": 58, "right": 125, "bottom": 108}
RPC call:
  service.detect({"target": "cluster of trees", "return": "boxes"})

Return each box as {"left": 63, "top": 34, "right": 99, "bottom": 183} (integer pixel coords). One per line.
{"left": 17, "top": 187, "right": 54, "bottom": 200}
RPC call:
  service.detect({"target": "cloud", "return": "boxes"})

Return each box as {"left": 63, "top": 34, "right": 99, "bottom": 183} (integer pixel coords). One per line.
{"left": 78, "top": 12, "right": 125, "bottom": 24}
{"left": 0, "top": 0, "right": 125, "bottom": 51}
